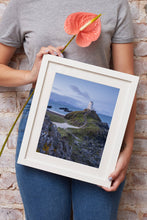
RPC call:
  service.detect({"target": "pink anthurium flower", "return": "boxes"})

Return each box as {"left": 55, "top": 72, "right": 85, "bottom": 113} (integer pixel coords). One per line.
{"left": 63, "top": 12, "right": 101, "bottom": 49}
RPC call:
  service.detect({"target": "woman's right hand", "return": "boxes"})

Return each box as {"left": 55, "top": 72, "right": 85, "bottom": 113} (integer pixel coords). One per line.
{"left": 27, "top": 45, "right": 64, "bottom": 87}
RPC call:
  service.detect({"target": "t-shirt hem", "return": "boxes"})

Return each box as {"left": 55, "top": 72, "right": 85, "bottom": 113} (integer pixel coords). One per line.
{"left": 0, "top": 39, "right": 22, "bottom": 48}
{"left": 111, "top": 37, "right": 134, "bottom": 43}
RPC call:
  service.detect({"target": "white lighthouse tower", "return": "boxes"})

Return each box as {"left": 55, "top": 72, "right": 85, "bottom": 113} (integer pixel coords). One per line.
{"left": 87, "top": 101, "right": 94, "bottom": 111}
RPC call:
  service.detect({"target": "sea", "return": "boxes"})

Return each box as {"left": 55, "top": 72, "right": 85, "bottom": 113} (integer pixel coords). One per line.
{"left": 47, "top": 100, "right": 112, "bottom": 127}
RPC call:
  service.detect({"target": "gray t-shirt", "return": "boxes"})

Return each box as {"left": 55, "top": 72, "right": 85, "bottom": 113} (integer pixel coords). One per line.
{"left": 0, "top": 0, "right": 134, "bottom": 69}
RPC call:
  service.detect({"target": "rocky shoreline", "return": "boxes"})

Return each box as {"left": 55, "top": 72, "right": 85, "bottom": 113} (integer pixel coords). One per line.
{"left": 36, "top": 109, "right": 109, "bottom": 168}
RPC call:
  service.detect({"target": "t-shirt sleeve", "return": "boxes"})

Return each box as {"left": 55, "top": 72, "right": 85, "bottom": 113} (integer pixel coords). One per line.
{"left": 112, "top": 0, "right": 134, "bottom": 43}
{"left": 0, "top": 0, "right": 23, "bottom": 48}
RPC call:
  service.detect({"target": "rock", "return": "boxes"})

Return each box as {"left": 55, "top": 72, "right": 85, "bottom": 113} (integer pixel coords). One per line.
{"left": 37, "top": 109, "right": 109, "bottom": 168}
{"left": 59, "top": 107, "right": 72, "bottom": 112}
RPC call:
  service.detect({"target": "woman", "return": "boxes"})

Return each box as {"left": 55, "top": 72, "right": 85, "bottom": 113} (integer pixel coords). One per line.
{"left": 0, "top": 0, "right": 136, "bottom": 219}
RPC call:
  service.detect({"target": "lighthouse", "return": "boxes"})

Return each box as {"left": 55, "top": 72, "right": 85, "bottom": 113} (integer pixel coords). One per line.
{"left": 87, "top": 101, "right": 94, "bottom": 111}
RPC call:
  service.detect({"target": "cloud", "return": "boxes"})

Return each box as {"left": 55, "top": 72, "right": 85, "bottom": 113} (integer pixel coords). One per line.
{"left": 52, "top": 86, "right": 62, "bottom": 93}
{"left": 70, "top": 85, "right": 91, "bottom": 100}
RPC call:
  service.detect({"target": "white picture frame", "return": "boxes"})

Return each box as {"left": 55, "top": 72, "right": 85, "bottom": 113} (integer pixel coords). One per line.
{"left": 17, "top": 55, "right": 139, "bottom": 188}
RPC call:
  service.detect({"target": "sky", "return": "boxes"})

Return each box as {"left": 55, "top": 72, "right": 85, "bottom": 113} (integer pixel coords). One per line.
{"left": 51, "top": 72, "right": 119, "bottom": 117}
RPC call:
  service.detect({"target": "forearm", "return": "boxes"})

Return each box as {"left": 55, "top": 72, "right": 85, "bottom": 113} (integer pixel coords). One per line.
{"left": 112, "top": 43, "right": 136, "bottom": 159}
{"left": 0, "top": 45, "right": 64, "bottom": 88}
{"left": 0, "top": 64, "right": 31, "bottom": 87}
{"left": 122, "top": 96, "right": 136, "bottom": 160}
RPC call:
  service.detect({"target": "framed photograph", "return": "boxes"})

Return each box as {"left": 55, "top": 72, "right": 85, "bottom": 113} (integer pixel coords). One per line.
{"left": 17, "top": 55, "right": 139, "bottom": 188}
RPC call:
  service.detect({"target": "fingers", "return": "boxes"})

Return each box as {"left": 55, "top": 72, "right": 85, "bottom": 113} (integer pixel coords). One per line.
{"left": 108, "top": 166, "right": 123, "bottom": 183}
{"left": 100, "top": 155, "right": 128, "bottom": 192}
{"left": 57, "top": 46, "right": 65, "bottom": 50}
{"left": 57, "top": 46, "right": 65, "bottom": 53}
{"left": 108, "top": 152, "right": 128, "bottom": 183}
{"left": 36, "top": 48, "right": 51, "bottom": 60}
{"left": 101, "top": 167, "right": 126, "bottom": 192}
{"left": 46, "top": 45, "right": 64, "bottom": 57}
{"left": 36, "top": 45, "right": 64, "bottom": 59}
{"left": 101, "top": 173, "right": 125, "bottom": 192}
{"left": 34, "top": 45, "right": 64, "bottom": 70}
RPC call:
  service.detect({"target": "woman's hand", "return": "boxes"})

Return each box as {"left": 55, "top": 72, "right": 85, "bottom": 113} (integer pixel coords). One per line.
{"left": 25, "top": 45, "right": 64, "bottom": 86}
{"left": 101, "top": 149, "right": 131, "bottom": 192}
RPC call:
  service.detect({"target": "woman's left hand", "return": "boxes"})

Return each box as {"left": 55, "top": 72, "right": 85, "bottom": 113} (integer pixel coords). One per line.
{"left": 101, "top": 149, "right": 130, "bottom": 192}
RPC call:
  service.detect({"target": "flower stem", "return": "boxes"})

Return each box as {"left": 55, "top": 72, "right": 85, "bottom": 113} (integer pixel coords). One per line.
{"left": 0, "top": 89, "right": 34, "bottom": 157}
{"left": 61, "top": 35, "right": 76, "bottom": 53}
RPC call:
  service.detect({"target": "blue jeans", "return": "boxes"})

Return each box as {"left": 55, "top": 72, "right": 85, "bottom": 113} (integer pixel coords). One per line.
{"left": 15, "top": 90, "right": 125, "bottom": 220}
